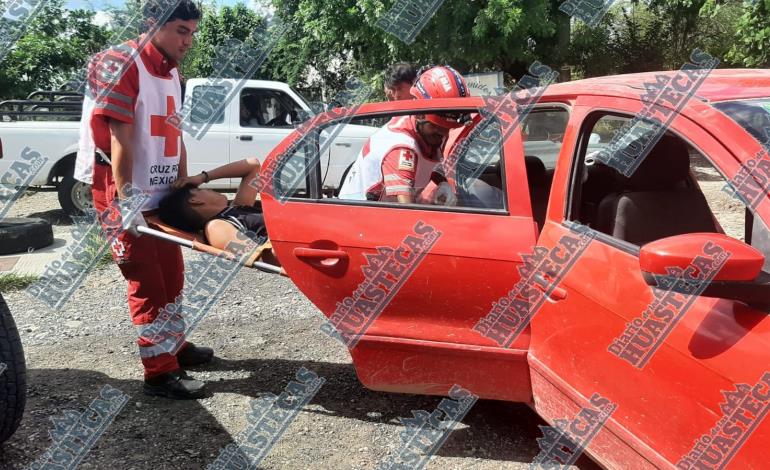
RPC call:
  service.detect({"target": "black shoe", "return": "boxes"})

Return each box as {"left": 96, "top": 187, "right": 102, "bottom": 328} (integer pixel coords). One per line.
{"left": 143, "top": 369, "right": 206, "bottom": 400}
{"left": 177, "top": 343, "right": 214, "bottom": 368}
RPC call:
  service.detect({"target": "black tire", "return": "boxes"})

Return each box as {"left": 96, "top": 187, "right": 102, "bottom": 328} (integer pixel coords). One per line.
{"left": 0, "top": 218, "right": 53, "bottom": 256}
{"left": 58, "top": 172, "right": 93, "bottom": 217}
{"left": 0, "top": 293, "right": 26, "bottom": 444}
{"left": 334, "top": 161, "right": 356, "bottom": 197}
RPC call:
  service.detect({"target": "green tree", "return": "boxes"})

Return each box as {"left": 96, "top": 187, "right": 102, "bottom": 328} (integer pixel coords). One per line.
{"left": 0, "top": 0, "right": 109, "bottom": 99}
{"left": 265, "top": 0, "right": 571, "bottom": 100}
{"left": 724, "top": 0, "right": 770, "bottom": 67}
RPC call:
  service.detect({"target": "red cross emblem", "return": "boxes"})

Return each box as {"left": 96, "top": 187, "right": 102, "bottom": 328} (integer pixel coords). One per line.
{"left": 150, "top": 96, "right": 181, "bottom": 157}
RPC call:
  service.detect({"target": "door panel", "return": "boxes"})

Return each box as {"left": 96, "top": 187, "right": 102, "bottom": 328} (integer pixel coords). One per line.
{"left": 529, "top": 96, "right": 770, "bottom": 468}
{"left": 261, "top": 109, "right": 538, "bottom": 401}
{"left": 182, "top": 83, "right": 232, "bottom": 188}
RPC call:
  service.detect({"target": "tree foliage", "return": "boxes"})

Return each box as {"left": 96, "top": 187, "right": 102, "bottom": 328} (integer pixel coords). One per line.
{"left": 0, "top": 0, "right": 109, "bottom": 99}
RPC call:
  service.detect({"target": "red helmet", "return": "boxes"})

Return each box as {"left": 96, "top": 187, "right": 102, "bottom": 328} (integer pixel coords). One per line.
{"left": 410, "top": 65, "right": 469, "bottom": 129}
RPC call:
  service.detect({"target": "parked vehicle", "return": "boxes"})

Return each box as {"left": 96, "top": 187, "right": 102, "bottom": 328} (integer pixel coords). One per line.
{"left": 0, "top": 293, "right": 26, "bottom": 444}
{"left": 257, "top": 69, "right": 770, "bottom": 468}
{"left": 0, "top": 80, "right": 375, "bottom": 215}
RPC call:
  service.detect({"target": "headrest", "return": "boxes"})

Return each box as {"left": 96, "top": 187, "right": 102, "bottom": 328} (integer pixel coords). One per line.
{"left": 525, "top": 156, "right": 547, "bottom": 186}
{"left": 623, "top": 134, "right": 690, "bottom": 191}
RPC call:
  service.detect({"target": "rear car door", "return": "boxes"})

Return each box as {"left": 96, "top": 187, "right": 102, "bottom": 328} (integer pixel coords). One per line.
{"left": 528, "top": 95, "right": 770, "bottom": 469}
{"left": 259, "top": 100, "right": 538, "bottom": 401}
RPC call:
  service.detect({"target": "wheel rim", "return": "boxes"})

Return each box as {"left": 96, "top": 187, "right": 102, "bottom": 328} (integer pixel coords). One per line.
{"left": 71, "top": 181, "right": 93, "bottom": 212}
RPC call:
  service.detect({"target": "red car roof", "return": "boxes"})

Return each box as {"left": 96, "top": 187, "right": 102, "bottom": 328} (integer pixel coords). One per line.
{"left": 542, "top": 69, "right": 770, "bottom": 103}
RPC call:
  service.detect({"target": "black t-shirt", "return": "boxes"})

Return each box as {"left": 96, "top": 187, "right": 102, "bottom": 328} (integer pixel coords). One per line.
{"left": 212, "top": 201, "right": 268, "bottom": 246}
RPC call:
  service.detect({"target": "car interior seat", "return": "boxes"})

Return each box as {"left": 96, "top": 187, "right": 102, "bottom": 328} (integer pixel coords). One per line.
{"left": 595, "top": 134, "right": 719, "bottom": 246}
{"left": 525, "top": 156, "right": 550, "bottom": 229}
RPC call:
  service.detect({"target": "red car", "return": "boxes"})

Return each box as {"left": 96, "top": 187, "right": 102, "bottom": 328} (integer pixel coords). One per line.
{"left": 258, "top": 69, "right": 770, "bottom": 469}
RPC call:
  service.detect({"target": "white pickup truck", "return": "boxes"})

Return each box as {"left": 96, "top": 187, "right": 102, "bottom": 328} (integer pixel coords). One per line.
{"left": 0, "top": 79, "right": 376, "bottom": 215}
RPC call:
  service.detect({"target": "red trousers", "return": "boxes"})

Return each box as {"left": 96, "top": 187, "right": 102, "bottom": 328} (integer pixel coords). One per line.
{"left": 91, "top": 162, "right": 186, "bottom": 379}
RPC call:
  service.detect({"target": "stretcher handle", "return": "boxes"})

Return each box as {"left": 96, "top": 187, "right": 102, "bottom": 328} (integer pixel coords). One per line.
{"left": 136, "top": 225, "right": 285, "bottom": 275}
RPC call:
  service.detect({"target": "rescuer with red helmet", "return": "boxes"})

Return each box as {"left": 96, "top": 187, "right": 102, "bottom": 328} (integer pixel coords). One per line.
{"left": 338, "top": 65, "right": 469, "bottom": 205}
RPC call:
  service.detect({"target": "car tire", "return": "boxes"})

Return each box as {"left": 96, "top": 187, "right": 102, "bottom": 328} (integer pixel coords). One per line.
{"left": 58, "top": 172, "right": 93, "bottom": 217}
{"left": 0, "top": 218, "right": 54, "bottom": 256}
{"left": 334, "top": 161, "right": 355, "bottom": 197}
{"left": 0, "top": 293, "right": 26, "bottom": 444}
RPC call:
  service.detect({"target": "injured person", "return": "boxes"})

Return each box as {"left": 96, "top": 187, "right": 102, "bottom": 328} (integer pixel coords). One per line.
{"left": 157, "top": 158, "right": 269, "bottom": 251}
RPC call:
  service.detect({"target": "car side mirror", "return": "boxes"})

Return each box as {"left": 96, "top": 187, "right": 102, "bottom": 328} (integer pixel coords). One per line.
{"left": 640, "top": 233, "right": 770, "bottom": 310}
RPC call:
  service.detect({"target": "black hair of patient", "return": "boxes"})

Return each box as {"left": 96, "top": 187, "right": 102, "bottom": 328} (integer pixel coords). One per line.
{"left": 158, "top": 185, "right": 208, "bottom": 233}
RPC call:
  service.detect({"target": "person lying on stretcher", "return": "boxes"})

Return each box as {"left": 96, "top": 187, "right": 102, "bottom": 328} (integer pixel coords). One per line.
{"left": 157, "top": 158, "right": 268, "bottom": 251}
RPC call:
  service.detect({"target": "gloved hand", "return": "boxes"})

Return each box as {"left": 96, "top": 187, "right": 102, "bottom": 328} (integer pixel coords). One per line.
{"left": 118, "top": 194, "right": 148, "bottom": 237}
{"left": 433, "top": 181, "right": 457, "bottom": 206}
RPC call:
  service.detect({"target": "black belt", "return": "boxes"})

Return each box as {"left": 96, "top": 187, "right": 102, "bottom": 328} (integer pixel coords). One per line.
{"left": 94, "top": 151, "right": 112, "bottom": 166}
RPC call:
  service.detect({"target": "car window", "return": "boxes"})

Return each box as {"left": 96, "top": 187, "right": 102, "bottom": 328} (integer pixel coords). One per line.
{"left": 189, "top": 85, "right": 226, "bottom": 124}
{"left": 270, "top": 111, "right": 511, "bottom": 213}
{"left": 569, "top": 112, "right": 770, "bottom": 275}
{"left": 713, "top": 98, "right": 770, "bottom": 143}
{"left": 521, "top": 108, "right": 569, "bottom": 229}
{"left": 239, "top": 89, "right": 306, "bottom": 128}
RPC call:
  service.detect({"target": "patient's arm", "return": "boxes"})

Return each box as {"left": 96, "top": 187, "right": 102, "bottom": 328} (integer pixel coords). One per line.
{"left": 204, "top": 219, "right": 241, "bottom": 251}
{"left": 173, "top": 158, "right": 261, "bottom": 207}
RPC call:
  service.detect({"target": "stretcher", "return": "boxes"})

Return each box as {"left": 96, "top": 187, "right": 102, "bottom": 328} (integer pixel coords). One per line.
{"left": 140, "top": 215, "right": 284, "bottom": 275}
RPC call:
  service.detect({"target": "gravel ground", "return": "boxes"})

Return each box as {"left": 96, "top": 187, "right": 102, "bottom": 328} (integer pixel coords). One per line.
{"left": 0, "top": 190, "right": 600, "bottom": 470}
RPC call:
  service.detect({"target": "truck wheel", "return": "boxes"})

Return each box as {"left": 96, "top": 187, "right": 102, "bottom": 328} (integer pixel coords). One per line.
{"left": 0, "top": 218, "right": 54, "bottom": 256}
{"left": 58, "top": 173, "right": 93, "bottom": 217}
{"left": 0, "top": 293, "right": 26, "bottom": 444}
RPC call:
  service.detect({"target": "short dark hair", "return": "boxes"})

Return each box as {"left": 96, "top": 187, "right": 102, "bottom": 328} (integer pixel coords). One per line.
{"left": 384, "top": 63, "right": 418, "bottom": 90}
{"left": 144, "top": 0, "right": 202, "bottom": 26}
{"left": 158, "top": 185, "right": 208, "bottom": 233}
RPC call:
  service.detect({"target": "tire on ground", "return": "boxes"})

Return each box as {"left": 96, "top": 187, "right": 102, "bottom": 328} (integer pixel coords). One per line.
{"left": 58, "top": 172, "right": 93, "bottom": 217}
{"left": 0, "top": 218, "right": 53, "bottom": 256}
{"left": 0, "top": 293, "right": 26, "bottom": 444}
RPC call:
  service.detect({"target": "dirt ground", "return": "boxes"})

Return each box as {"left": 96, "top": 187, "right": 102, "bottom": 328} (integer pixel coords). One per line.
{"left": 0, "top": 190, "right": 602, "bottom": 470}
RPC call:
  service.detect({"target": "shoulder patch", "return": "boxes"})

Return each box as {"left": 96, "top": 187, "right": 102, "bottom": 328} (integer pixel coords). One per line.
{"left": 397, "top": 149, "right": 416, "bottom": 171}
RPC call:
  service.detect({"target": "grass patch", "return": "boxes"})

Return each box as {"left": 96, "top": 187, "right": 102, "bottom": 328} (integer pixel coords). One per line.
{"left": 0, "top": 273, "right": 39, "bottom": 292}
{"left": 78, "top": 226, "right": 114, "bottom": 269}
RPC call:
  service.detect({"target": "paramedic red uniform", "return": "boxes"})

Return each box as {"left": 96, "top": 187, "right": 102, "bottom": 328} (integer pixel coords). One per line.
{"left": 338, "top": 115, "right": 442, "bottom": 201}
{"left": 80, "top": 37, "right": 188, "bottom": 379}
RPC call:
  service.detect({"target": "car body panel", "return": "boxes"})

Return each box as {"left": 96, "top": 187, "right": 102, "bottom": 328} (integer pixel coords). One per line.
{"left": 259, "top": 70, "right": 770, "bottom": 468}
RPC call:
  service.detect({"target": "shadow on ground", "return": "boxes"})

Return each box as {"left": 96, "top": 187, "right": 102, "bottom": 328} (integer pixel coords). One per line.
{"left": 0, "top": 358, "right": 600, "bottom": 469}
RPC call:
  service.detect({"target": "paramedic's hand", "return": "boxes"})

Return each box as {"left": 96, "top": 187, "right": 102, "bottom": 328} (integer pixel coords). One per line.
{"left": 118, "top": 198, "right": 148, "bottom": 237}
{"left": 173, "top": 173, "right": 205, "bottom": 189}
{"left": 433, "top": 182, "right": 457, "bottom": 206}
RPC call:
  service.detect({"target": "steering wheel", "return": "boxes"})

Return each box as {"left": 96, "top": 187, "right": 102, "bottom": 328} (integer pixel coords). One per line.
{"left": 266, "top": 111, "right": 290, "bottom": 127}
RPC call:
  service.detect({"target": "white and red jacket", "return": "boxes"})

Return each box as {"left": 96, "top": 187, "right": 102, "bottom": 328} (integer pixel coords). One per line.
{"left": 75, "top": 39, "right": 182, "bottom": 211}
{"left": 338, "top": 115, "right": 441, "bottom": 201}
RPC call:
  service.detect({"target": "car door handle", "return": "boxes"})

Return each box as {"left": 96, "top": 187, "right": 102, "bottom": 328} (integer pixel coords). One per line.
{"left": 237, "top": 135, "right": 253, "bottom": 141}
{"left": 533, "top": 274, "right": 568, "bottom": 302}
{"left": 294, "top": 247, "right": 349, "bottom": 267}
{"left": 335, "top": 142, "right": 351, "bottom": 147}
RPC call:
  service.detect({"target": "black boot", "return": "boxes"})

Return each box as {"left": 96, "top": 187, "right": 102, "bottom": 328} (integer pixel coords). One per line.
{"left": 177, "top": 342, "right": 214, "bottom": 368}
{"left": 143, "top": 369, "right": 206, "bottom": 399}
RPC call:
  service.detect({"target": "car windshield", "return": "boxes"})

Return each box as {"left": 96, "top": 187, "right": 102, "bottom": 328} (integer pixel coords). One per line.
{"left": 713, "top": 98, "right": 770, "bottom": 144}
